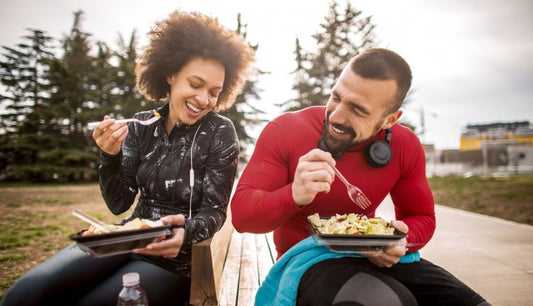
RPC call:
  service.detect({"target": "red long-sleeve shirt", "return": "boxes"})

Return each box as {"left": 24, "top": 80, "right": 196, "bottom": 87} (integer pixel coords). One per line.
{"left": 231, "top": 106, "right": 435, "bottom": 259}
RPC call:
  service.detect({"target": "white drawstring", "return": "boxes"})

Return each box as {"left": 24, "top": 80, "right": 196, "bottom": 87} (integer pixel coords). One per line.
{"left": 188, "top": 123, "right": 202, "bottom": 220}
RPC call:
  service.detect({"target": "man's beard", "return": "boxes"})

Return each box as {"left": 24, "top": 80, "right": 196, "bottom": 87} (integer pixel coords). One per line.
{"left": 318, "top": 120, "right": 356, "bottom": 159}
{"left": 318, "top": 114, "right": 383, "bottom": 159}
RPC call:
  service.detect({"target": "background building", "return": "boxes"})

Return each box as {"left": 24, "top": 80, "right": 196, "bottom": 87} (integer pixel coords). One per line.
{"left": 426, "top": 121, "right": 533, "bottom": 176}
{"left": 460, "top": 121, "right": 533, "bottom": 151}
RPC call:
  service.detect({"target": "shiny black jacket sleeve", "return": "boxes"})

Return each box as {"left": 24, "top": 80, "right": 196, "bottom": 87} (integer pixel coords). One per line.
{"left": 182, "top": 113, "right": 240, "bottom": 245}
{"left": 98, "top": 139, "right": 139, "bottom": 215}
{"left": 98, "top": 108, "right": 239, "bottom": 249}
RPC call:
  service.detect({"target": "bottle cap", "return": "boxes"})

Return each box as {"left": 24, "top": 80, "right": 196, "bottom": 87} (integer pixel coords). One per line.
{"left": 122, "top": 272, "right": 140, "bottom": 287}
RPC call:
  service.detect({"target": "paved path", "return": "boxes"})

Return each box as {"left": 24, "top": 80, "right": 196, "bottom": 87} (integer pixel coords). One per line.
{"left": 376, "top": 196, "right": 533, "bottom": 306}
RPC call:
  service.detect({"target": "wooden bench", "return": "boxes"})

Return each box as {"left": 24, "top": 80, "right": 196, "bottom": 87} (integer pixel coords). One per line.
{"left": 189, "top": 213, "right": 276, "bottom": 305}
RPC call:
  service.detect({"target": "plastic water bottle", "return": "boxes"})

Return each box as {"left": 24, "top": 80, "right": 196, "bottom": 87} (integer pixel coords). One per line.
{"left": 117, "top": 272, "right": 149, "bottom": 306}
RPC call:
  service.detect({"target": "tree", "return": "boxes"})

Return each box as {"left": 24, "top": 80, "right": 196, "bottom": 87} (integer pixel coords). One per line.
{"left": 0, "top": 29, "right": 54, "bottom": 134}
{"left": 280, "top": 1, "right": 378, "bottom": 111}
{"left": 47, "top": 11, "right": 94, "bottom": 135}
{"left": 0, "top": 11, "right": 266, "bottom": 181}
{"left": 40, "top": 10, "right": 102, "bottom": 181}
{"left": 0, "top": 10, "right": 101, "bottom": 182}
{"left": 112, "top": 31, "right": 147, "bottom": 118}
{"left": 0, "top": 28, "right": 55, "bottom": 181}
{"left": 220, "top": 14, "right": 265, "bottom": 161}
{"left": 80, "top": 41, "right": 116, "bottom": 123}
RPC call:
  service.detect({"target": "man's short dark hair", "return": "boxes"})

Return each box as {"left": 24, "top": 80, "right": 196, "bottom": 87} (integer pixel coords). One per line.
{"left": 349, "top": 48, "right": 412, "bottom": 113}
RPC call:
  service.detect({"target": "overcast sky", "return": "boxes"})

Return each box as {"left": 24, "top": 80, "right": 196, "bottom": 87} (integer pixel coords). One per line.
{"left": 1, "top": 0, "right": 532, "bottom": 150}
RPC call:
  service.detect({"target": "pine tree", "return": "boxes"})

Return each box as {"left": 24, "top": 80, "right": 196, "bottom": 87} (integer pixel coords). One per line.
{"left": 220, "top": 14, "right": 265, "bottom": 161}
{"left": 21, "top": 10, "right": 99, "bottom": 182}
{"left": 0, "top": 29, "right": 54, "bottom": 134}
{"left": 112, "top": 31, "right": 147, "bottom": 118}
{"left": 0, "top": 29, "right": 55, "bottom": 181}
{"left": 0, "top": 11, "right": 266, "bottom": 181}
{"left": 280, "top": 1, "right": 378, "bottom": 112}
{"left": 48, "top": 10, "right": 94, "bottom": 136}
{"left": 81, "top": 41, "right": 116, "bottom": 123}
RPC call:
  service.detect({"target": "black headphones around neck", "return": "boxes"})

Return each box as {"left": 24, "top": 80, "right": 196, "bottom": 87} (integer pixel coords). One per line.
{"left": 318, "top": 128, "right": 392, "bottom": 168}
{"left": 365, "top": 128, "right": 392, "bottom": 168}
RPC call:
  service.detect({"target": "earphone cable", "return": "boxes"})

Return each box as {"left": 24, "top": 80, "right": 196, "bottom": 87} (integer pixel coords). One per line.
{"left": 189, "top": 123, "right": 202, "bottom": 220}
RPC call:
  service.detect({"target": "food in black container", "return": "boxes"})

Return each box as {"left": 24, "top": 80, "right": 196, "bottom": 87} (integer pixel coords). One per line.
{"left": 307, "top": 213, "right": 407, "bottom": 253}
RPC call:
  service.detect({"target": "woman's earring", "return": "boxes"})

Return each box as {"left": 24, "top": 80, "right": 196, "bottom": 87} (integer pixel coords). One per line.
{"left": 153, "top": 127, "right": 158, "bottom": 137}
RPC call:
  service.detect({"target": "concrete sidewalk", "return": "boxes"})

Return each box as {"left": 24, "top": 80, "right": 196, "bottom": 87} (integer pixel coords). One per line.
{"left": 376, "top": 196, "right": 533, "bottom": 306}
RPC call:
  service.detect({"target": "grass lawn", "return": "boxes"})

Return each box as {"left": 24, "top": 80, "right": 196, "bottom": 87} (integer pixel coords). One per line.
{"left": 1, "top": 175, "right": 532, "bottom": 300}
{"left": 428, "top": 175, "right": 533, "bottom": 225}
{"left": 0, "top": 183, "right": 132, "bottom": 300}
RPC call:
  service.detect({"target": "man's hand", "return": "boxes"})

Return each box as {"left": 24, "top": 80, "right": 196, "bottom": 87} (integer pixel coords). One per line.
{"left": 133, "top": 214, "right": 186, "bottom": 258}
{"left": 92, "top": 115, "right": 128, "bottom": 156}
{"left": 292, "top": 149, "right": 336, "bottom": 206}
{"left": 365, "top": 220, "right": 409, "bottom": 268}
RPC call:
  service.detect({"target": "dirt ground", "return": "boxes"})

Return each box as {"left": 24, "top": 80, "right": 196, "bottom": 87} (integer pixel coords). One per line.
{"left": 1, "top": 179, "right": 532, "bottom": 299}
{"left": 0, "top": 184, "right": 128, "bottom": 298}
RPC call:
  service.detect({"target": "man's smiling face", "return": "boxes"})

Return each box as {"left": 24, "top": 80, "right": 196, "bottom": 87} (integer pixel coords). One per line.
{"left": 321, "top": 65, "right": 401, "bottom": 155}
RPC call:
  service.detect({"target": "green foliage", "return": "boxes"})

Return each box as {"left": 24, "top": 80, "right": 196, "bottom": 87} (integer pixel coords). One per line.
{"left": 112, "top": 30, "right": 151, "bottom": 117}
{"left": 0, "top": 11, "right": 264, "bottom": 181}
{"left": 281, "top": 1, "right": 378, "bottom": 111}
{"left": 220, "top": 13, "right": 265, "bottom": 161}
{"left": 0, "top": 12, "right": 103, "bottom": 182}
{"left": 0, "top": 29, "right": 54, "bottom": 134}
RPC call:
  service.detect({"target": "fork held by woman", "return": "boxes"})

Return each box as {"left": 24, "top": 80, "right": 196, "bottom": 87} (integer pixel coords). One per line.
{"left": 87, "top": 116, "right": 160, "bottom": 130}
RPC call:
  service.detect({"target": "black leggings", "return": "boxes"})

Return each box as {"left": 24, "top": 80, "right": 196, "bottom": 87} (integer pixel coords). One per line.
{"left": 297, "top": 257, "right": 489, "bottom": 306}
{"left": 1, "top": 244, "right": 190, "bottom": 306}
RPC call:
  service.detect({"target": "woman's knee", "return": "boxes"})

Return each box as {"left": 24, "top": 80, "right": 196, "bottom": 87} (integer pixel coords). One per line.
{"left": 2, "top": 245, "right": 128, "bottom": 306}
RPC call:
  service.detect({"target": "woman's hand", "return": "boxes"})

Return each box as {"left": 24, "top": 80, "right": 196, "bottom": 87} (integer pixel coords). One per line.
{"left": 292, "top": 149, "right": 336, "bottom": 206}
{"left": 133, "top": 214, "right": 186, "bottom": 258}
{"left": 364, "top": 220, "right": 409, "bottom": 268}
{"left": 92, "top": 115, "right": 129, "bottom": 156}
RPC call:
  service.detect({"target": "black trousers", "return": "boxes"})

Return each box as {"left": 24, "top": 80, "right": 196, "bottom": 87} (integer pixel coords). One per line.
{"left": 297, "top": 257, "right": 488, "bottom": 306}
{"left": 1, "top": 244, "right": 190, "bottom": 306}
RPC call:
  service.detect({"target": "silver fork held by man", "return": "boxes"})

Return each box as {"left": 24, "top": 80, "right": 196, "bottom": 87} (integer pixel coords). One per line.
{"left": 332, "top": 166, "right": 372, "bottom": 209}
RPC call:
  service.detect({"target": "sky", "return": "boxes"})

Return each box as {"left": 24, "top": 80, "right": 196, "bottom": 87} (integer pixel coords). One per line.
{"left": 1, "top": 0, "right": 532, "bottom": 150}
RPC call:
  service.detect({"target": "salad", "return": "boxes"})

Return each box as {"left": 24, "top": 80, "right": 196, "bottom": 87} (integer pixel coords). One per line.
{"left": 308, "top": 213, "right": 395, "bottom": 235}
{"left": 82, "top": 218, "right": 164, "bottom": 236}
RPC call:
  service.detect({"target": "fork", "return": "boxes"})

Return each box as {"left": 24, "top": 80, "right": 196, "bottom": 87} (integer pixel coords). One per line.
{"left": 71, "top": 208, "right": 113, "bottom": 233}
{"left": 87, "top": 116, "right": 160, "bottom": 130}
{"left": 332, "top": 166, "right": 372, "bottom": 209}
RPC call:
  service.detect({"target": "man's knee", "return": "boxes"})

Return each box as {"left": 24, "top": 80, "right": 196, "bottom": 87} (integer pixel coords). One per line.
{"left": 332, "top": 272, "right": 417, "bottom": 306}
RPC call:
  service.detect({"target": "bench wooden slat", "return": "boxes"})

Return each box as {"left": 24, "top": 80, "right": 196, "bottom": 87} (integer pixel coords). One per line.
{"left": 218, "top": 230, "right": 243, "bottom": 305}
{"left": 189, "top": 237, "right": 216, "bottom": 305}
{"left": 189, "top": 213, "right": 234, "bottom": 305}
{"left": 265, "top": 232, "right": 275, "bottom": 262}
{"left": 256, "top": 234, "right": 275, "bottom": 284}
{"left": 236, "top": 233, "right": 260, "bottom": 305}
{"left": 190, "top": 216, "right": 276, "bottom": 305}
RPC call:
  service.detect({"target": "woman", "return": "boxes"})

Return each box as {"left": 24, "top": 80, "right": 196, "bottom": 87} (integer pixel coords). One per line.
{"left": 2, "top": 11, "right": 254, "bottom": 306}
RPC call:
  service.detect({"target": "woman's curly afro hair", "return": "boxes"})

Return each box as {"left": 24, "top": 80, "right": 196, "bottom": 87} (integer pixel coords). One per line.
{"left": 135, "top": 11, "right": 255, "bottom": 111}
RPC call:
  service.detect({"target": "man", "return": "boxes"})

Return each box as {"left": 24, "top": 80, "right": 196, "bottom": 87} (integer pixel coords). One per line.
{"left": 230, "top": 48, "right": 488, "bottom": 305}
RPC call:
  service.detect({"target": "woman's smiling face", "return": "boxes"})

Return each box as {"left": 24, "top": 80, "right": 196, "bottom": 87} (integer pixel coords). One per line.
{"left": 166, "top": 57, "right": 225, "bottom": 126}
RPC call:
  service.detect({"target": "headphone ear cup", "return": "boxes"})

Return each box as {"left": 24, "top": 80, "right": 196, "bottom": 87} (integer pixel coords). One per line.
{"left": 365, "top": 141, "right": 392, "bottom": 168}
